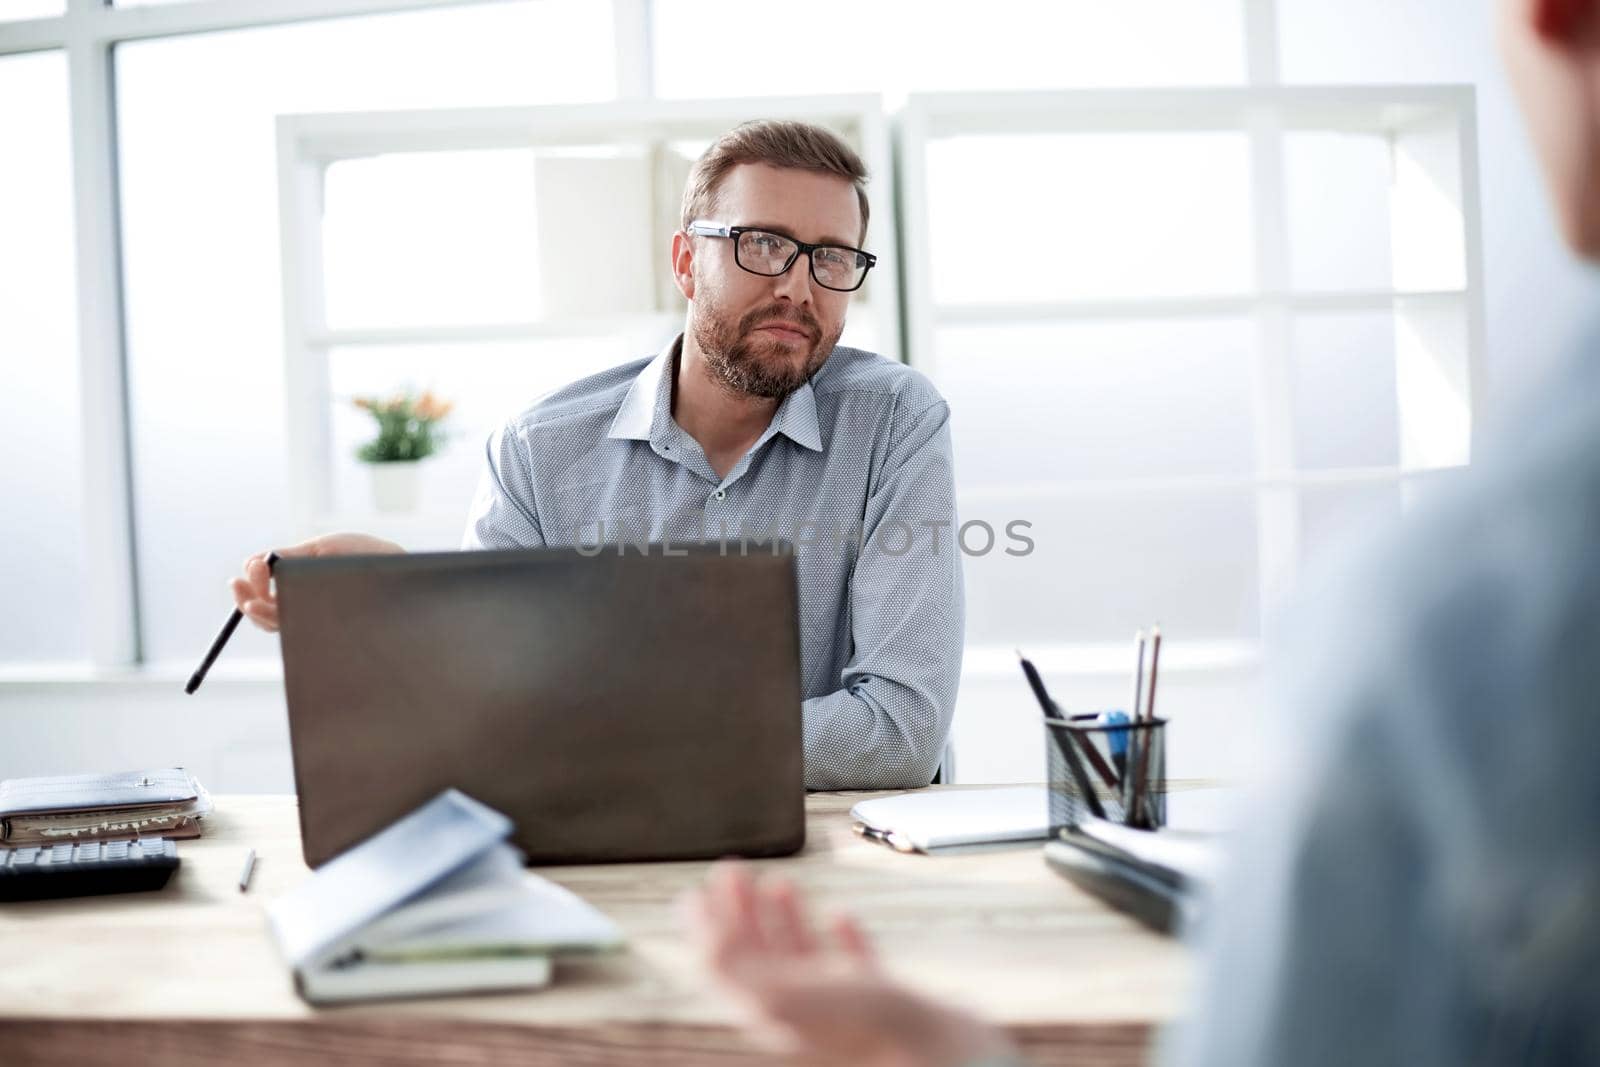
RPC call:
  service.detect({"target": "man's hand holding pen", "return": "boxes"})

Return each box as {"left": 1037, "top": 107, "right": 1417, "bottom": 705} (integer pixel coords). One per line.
{"left": 187, "top": 530, "right": 404, "bottom": 694}
{"left": 228, "top": 531, "right": 404, "bottom": 634}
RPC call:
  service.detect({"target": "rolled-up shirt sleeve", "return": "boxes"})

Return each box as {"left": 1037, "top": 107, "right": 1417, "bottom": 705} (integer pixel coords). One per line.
{"left": 800, "top": 397, "right": 964, "bottom": 790}
{"left": 461, "top": 421, "right": 546, "bottom": 550}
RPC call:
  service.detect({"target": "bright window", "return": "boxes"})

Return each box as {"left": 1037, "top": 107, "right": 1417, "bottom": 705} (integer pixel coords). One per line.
{"left": 0, "top": 1, "right": 62, "bottom": 20}
{"left": 114, "top": 0, "right": 616, "bottom": 665}
{"left": 0, "top": 50, "right": 87, "bottom": 664}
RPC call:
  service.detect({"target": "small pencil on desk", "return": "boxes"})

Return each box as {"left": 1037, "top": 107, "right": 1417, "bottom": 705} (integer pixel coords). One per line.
{"left": 238, "top": 848, "right": 256, "bottom": 893}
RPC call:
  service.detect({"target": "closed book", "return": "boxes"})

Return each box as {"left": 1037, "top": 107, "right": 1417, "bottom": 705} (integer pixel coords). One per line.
{"left": 268, "top": 789, "right": 622, "bottom": 1005}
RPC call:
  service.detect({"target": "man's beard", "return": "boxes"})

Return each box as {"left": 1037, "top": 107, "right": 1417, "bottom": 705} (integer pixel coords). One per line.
{"left": 693, "top": 299, "right": 842, "bottom": 400}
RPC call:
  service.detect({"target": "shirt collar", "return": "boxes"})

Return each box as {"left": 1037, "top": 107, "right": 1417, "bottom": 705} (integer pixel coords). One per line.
{"left": 607, "top": 333, "right": 825, "bottom": 453}
{"left": 606, "top": 335, "right": 676, "bottom": 443}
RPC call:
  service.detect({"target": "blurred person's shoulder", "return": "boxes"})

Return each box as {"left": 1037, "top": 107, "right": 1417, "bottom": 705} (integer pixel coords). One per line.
{"left": 1375, "top": 327, "right": 1600, "bottom": 657}
{"left": 1281, "top": 319, "right": 1600, "bottom": 791}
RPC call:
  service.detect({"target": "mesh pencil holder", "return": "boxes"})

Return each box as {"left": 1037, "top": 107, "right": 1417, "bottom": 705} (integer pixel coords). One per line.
{"left": 1044, "top": 713, "right": 1167, "bottom": 833}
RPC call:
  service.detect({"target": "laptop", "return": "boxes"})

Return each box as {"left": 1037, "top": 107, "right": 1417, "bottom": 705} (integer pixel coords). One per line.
{"left": 274, "top": 546, "right": 806, "bottom": 867}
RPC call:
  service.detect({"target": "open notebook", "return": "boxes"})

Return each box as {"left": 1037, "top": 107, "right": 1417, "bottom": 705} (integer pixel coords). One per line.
{"left": 268, "top": 789, "right": 622, "bottom": 1004}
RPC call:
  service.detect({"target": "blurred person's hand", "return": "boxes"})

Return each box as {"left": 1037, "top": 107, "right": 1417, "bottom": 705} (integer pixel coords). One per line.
{"left": 685, "top": 861, "right": 1019, "bottom": 1067}
{"left": 229, "top": 532, "right": 405, "bottom": 633}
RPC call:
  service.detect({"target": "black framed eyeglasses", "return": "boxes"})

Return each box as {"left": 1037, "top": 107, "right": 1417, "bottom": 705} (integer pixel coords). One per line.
{"left": 686, "top": 220, "right": 877, "bottom": 293}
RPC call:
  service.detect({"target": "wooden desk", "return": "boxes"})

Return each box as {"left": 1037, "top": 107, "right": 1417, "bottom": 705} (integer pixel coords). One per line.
{"left": 0, "top": 792, "right": 1192, "bottom": 1066}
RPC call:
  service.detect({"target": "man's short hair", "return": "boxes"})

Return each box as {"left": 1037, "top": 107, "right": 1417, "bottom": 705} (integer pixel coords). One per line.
{"left": 681, "top": 119, "right": 870, "bottom": 243}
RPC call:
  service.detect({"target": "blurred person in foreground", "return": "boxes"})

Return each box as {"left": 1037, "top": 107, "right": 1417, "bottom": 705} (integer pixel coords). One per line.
{"left": 686, "top": 1, "right": 1600, "bottom": 1063}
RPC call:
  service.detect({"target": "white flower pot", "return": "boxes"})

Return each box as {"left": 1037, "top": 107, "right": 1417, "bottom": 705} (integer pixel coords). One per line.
{"left": 368, "top": 460, "right": 423, "bottom": 513}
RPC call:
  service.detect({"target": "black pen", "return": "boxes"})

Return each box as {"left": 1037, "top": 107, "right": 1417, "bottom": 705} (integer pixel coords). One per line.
{"left": 1018, "top": 651, "right": 1119, "bottom": 790}
{"left": 1017, "top": 651, "right": 1108, "bottom": 820}
{"left": 186, "top": 551, "right": 278, "bottom": 695}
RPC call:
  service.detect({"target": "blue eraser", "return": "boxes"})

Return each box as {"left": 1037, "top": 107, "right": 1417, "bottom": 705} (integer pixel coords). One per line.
{"left": 1098, "top": 710, "right": 1132, "bottom": 755}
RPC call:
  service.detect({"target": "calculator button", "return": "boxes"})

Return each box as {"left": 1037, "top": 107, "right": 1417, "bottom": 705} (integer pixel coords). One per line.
{"left": 73, "top": 843, "right": 101, "bottom": 863}
{"left": 48, "top": 845, "right": 74, "bottom": 864}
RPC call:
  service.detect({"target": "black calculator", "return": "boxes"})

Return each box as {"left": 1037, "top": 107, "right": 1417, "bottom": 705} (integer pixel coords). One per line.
{"left": 0, "top": 838, "right": 180, "bottom": 902}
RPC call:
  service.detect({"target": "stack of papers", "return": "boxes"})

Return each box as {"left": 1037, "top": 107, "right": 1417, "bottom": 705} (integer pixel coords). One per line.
{"left": 269, "top": 789, "right": 623, "bottom": 1004}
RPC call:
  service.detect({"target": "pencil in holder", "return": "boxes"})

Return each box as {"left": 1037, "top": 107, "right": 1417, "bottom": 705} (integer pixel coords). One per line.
{"left": 1044, "top": 713, "right": 1168, "bottom": 833}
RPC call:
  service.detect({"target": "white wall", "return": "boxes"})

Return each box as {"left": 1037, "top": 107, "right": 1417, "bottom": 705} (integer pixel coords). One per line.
{"left": 0, "top": 673, "right": 295, "bottom": 791}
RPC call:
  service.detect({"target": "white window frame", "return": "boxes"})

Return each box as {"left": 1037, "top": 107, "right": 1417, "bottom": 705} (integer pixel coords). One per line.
{"left": 897, "top": 82, "right": 1486, "bottom": 677}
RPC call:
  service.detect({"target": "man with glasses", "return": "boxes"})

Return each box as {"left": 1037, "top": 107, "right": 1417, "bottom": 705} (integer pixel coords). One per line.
{"left": 231, "top": 120, "right": 963, "bottom": 791}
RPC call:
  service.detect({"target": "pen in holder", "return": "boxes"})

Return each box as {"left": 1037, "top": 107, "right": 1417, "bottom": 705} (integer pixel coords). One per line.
{"left": 1044, "top": 713, "right": 1168, "bottom": 832}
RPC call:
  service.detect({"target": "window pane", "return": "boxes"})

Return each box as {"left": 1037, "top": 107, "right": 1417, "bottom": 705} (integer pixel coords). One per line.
{"left": 1285, "top": 132, "right": 1394, "bottom": 292}
{"left": 962, "top": 489, "right": 1261, "bottom": 646}
{"left": 324, "top": 149, "right": 543, "bottom": 329}
{"left": 1, "top": 0, "right": 62, "bottom": 19}
{"left": 1289, "top": 311, "right": 1401, "bottom": 470}
{"left": 0, "top": 51, "right": 86, "bottom": 668}
{"left": 1298, "top": 482, "right": 1401, "bottom": 572}
{"left": 323, "top": 145, "right": 669, "bottom": 329}
{"left": 940, "top": 318, "right": 1261, "bottom": 648}
{"left": 115, "top": 1, "right": 616, "bottom": 665}
{"left": 326, "top": 335, "right": 665, "bottom": 538}
{"left": 654, "top": 0, "right": 1245, "bottom": 97}
{"left": 0, "top": 51, "right": 87, "bottom": 663}
{"left": 926, "top": 133, "right": 1255, "bottom": 305}
{"left": 937, "top": 319, "right": 1258, "bottom": 487}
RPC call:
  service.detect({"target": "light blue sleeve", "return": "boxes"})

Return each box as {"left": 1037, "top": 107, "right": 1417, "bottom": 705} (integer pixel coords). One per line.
{"left": 461, "top": 421, "right": 546, "bottom": 550}
{"left": 800, "top": 398, "right": 965, "bottom": 790}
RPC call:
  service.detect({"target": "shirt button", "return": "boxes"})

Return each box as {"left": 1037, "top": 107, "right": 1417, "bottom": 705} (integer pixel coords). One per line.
{"left": 712, "top": 489, "right": 726, "bottom": 501}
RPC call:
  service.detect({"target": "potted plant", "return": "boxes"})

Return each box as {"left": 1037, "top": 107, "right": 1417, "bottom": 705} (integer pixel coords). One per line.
{"left": 352, "top": 389, "right": 453, "bottom": 513}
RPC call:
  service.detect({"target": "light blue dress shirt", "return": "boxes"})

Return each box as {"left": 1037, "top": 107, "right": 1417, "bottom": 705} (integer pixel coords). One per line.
{"left": 461, "top": 334, "right": 964, "bottom": 790}
{"left": 1167, "top": 329, "right": 1600, "bottom": 1065}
